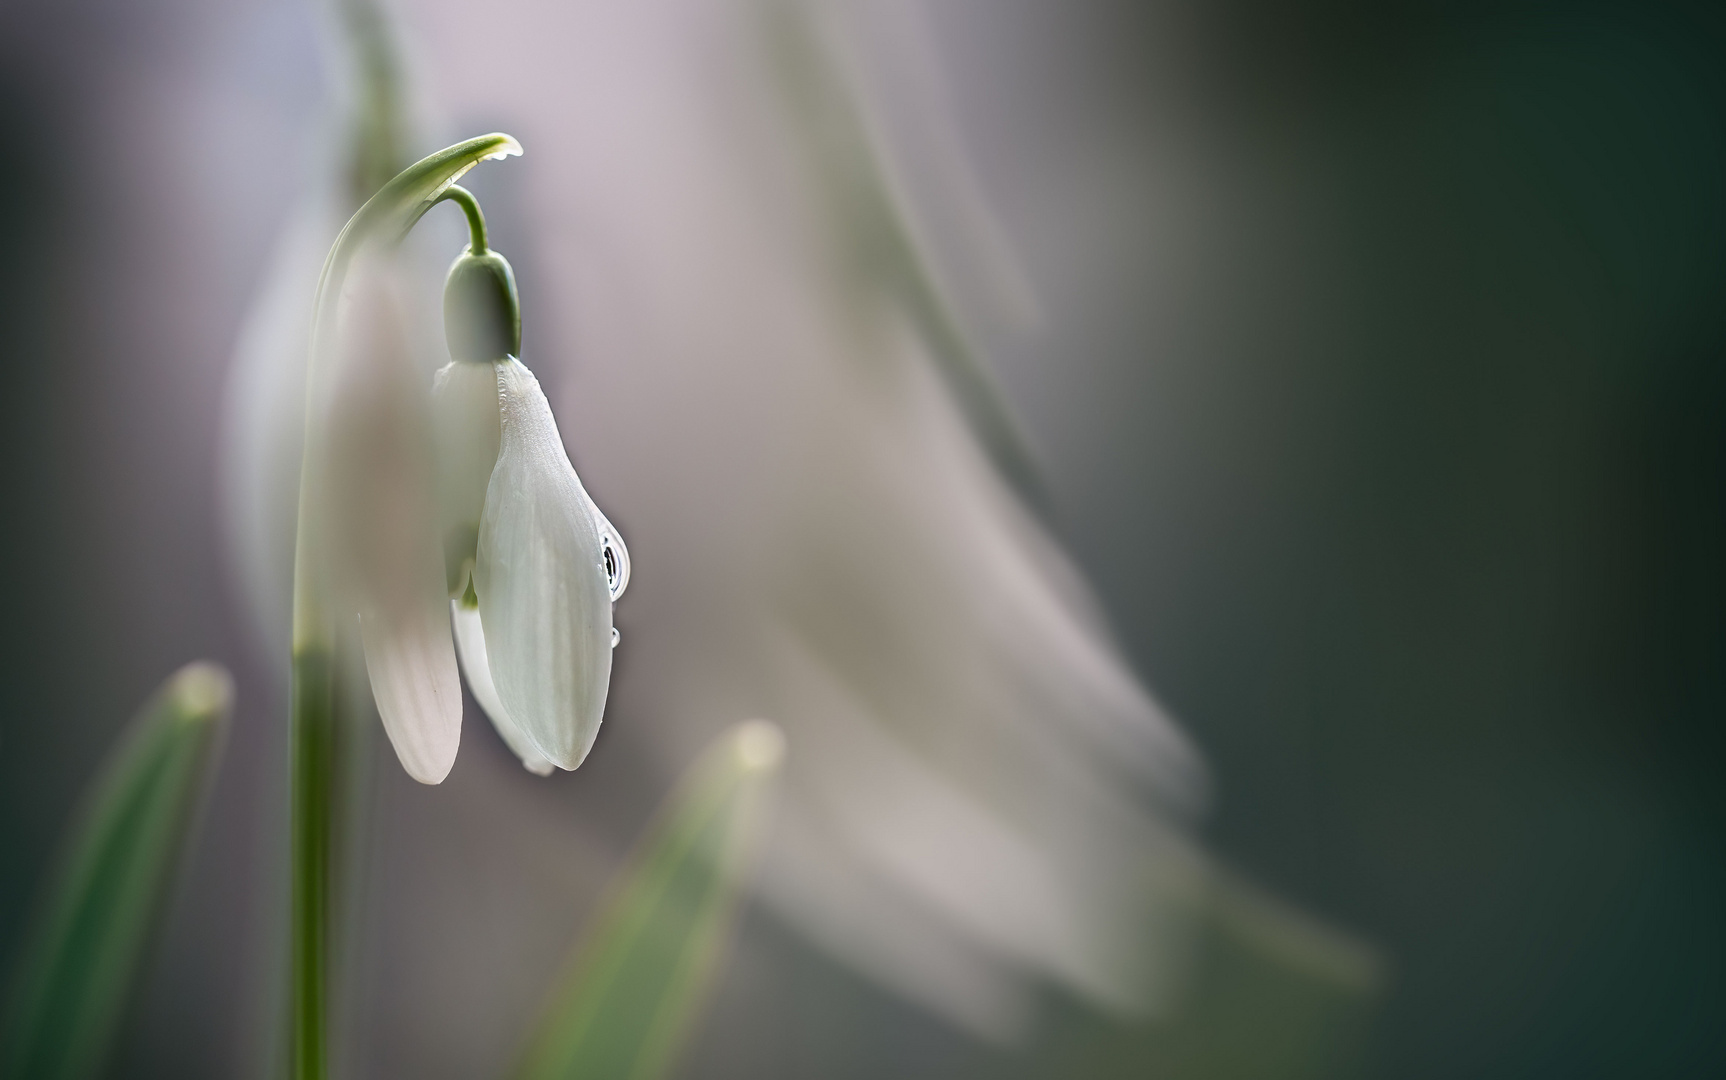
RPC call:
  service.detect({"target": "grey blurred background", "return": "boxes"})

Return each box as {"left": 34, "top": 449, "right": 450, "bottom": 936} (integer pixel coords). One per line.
{"left": 0, "top": 0, "right": 1723, "bottom": 1077}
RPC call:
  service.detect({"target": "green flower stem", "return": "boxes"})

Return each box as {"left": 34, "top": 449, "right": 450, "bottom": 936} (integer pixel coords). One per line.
{"left": 437, "top": 185, "right": 489, "bottom": 254}
{"left": 287, "top": 132, "right": 520, "bottom": 1080}
{"left": 289, "top": 649, "right": 334, "bottom": 1080}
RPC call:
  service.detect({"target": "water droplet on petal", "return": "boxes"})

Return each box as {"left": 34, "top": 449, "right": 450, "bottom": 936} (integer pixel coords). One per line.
{"left": 601, "top": 527, "right": 630, "bottom": 601}
{"left": 610, "top": 626, "right": 620, "bottom": 648}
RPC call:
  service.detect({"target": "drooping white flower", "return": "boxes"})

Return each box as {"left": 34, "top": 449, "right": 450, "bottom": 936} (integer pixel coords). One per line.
{"left": 431, "top": 242, "right": 629, "bottom": 774}
{"left": 242, "top": 130, "right": 626, "bottom": 785}
{"left": 475, "top": 358, "right": 618, "bottom": 769}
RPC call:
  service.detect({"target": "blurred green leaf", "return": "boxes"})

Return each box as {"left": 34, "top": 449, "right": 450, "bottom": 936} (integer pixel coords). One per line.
{"left": 0, "top": 661, "right": 233, "bottom": 1080}
{"left": 514, "top": 720, "right": 787, "bottom": 1080}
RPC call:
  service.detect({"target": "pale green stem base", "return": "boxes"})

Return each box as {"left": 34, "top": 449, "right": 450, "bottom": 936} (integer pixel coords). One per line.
{"left": 290, "top": 649, "right": 335, "bottom": 1080}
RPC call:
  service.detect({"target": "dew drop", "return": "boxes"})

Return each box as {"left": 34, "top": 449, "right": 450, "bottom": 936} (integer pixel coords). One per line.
{"left": 601, "top": 527, "right": 631, "bottom": 601}
{"left": 611, "top": 627, "right": 620, "bottom": 648}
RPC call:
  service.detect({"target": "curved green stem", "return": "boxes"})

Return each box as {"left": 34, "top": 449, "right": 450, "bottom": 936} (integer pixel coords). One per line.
{"left": 437, "top": 185, "right": 489, "bottom": 254}
{"left": 288, "top": 132, "right": 520, "bottom": 1080}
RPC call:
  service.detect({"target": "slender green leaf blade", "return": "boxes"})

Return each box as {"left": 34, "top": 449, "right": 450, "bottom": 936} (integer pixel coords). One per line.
{"left": 515, "top": 720, "right": 787, "bottom": 1080}
{"left": 1, "top": 661, "right": 233, "bottom": 1080}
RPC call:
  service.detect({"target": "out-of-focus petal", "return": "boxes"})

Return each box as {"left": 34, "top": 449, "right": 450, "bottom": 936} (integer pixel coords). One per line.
{"left": 324, "top": 253, "right": 464, "bottom": 784}
{"left": 473, "top": 358, "right": 613, "bottom": 771}
{"left": 451, "top": 601, "right": 555, "bottom": 776}
{"left": 360, "top": 601, "right": 463, "bottom": 784}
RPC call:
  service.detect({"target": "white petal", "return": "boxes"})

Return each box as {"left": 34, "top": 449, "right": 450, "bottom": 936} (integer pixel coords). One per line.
{"left": 360, "top": 601, "right": 463, "bottom": 784}
{"left": 473, "top": 358, "right": 613, "bottom": 770}
{"left": 325, "top": 254, "right": 463, "bottom": 783}
{"left": 431, "top": 360, "right": 502, "bottom": 591}
{"left": 451, "top": 601, "right": 555, "bottom": 776}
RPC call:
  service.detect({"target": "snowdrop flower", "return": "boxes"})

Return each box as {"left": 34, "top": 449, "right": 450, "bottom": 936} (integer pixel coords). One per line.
{"left": 431, "top": 225, "right": 631, "bottom": 775}
{"left": 249, "top": 129, "right": 635, "bottom": 1077}
{"left": 219, "top": 8, "right": 622, "bottom": 790}
{"left": 293, "top": 137, "right": 629, "bottom": 785}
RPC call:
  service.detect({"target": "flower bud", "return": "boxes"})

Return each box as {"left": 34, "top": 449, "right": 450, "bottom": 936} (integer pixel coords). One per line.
{"left": 443, "top": 247, "right": 520, "bottom": 362}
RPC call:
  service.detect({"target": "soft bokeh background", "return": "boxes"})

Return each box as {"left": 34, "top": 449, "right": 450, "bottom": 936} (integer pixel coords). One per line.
{"left": 1, "top": 0, "right": 1723, "bottom": 1077}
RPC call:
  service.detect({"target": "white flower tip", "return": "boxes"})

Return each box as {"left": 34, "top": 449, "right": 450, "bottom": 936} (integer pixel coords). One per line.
{"left": 541, "top": 735, "right": 595, "bottom": 773}
{"left": 482, "top": 134, "right": 523, "bottom": 160}
{"left": 451, "top": 601, "right": 560, "bottom": 776}
{"left": 733, "top": 719, "right": 787, "bottom": 773}
{"left": 361, "top": 609, "right": 463, "bottom": 785}
{"left": 402, "top": 752, "right": 456, "bottom": 785}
